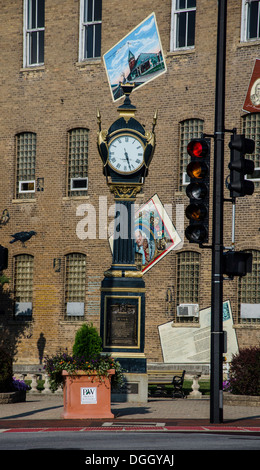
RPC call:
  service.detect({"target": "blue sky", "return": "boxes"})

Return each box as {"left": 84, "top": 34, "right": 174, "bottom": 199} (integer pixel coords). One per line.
{"left": 103, "top": 13, "right": 162, "bottom": 87}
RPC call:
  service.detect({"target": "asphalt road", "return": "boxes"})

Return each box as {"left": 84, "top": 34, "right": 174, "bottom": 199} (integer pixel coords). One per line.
{"left": 0, "top": 430, "right": 259, "bottom": 451}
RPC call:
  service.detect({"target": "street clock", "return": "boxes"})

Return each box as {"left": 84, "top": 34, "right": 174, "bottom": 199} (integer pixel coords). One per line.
{"left": 97, "top": 83, "right": 156, "bottom": 185}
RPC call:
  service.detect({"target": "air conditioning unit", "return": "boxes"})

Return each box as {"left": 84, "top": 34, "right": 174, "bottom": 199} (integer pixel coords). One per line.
{"left": 19, "top": 180, "right": 35, "bottom": 193}
{"left": 70, "top": 177, "right": 88, "bottom": 191}
{"left": 177, "top": 304, "right": 199, "bottom": 317}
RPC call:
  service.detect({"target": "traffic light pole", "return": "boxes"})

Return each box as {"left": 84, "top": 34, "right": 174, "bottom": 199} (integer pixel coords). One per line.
{"left": 210, "top": 0, "right": 227, "bottom": 424}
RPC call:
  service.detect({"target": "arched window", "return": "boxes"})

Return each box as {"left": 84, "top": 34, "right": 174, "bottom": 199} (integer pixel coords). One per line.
{"left": 14, "top": 254, "right": 34, "bottom": 319}
{"left": 238, "top": 249, "right": 260, "bottom": 323}
{"left": 16, "top": 132, "right": 36, "bottom": 199}
{"left": 176, "top": 250, "right": 200, "bottom": 322}
{"left": 65, "top": 253, "right": 86, "bottom": 318}
{"left": 67, "top": 128, "right": 89, "bottom": 196}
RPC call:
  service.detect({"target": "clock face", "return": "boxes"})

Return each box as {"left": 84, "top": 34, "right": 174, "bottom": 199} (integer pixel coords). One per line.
{"left": 108, "top": 134, "right": 144, "bottom": 174}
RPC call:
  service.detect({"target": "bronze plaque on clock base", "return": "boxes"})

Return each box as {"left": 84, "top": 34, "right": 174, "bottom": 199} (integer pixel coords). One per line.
{"left": 105, "top": 300, "right": 138, "bottom": 348}
{"left": 103, "top": 296, "right": 141, "bottom": 350}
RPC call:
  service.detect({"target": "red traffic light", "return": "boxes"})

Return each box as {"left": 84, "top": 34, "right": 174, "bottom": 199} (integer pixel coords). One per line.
{"left": 187, "top": 139, "right": 210, "bottom": 158}
{"left": 185, "top": 137, "right": 210, "bottom": 245}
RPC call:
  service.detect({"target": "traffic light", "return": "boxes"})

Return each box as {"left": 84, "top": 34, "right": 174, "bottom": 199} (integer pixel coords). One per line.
{"left": 223, "top": 251, "right": 252, "bottom": 277}
{"left": 228, "top": 134, "right": 255, "bottom": 198}
{"left": 0, "top": 245, "right": 8, "bottom": 271}
{"left": 185, "top": 138, "right": 210, "bottom": 244}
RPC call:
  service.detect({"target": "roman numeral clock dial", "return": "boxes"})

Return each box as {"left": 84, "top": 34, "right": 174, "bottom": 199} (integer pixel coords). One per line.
{"left": 108, "top": 134, "right": 144, "bottom": 174}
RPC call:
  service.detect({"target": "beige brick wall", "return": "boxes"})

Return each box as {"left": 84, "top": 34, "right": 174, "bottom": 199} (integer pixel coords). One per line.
{"left": 0, "top": 0, "right": 259, "bottom": 365}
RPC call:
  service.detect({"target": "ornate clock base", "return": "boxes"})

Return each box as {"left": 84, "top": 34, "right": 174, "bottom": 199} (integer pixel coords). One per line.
{"left": 100, "top": 275, "right": 147, "bottom": 402}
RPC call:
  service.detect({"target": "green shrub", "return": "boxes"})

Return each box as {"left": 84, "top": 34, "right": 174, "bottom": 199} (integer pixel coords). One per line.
{"left": 229, "top": 347, "right": 260, "bottom": 396}
{"left": 0, "top": 348, "right": 13, "bottom": 392}
{"left": 73, "top": 323, "right": 103, "bottom": 359}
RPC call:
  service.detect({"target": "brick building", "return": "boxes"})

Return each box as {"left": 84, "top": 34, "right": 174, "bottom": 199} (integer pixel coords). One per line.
{"left": 0, "top": 0, "right": 259, "bottom": 368}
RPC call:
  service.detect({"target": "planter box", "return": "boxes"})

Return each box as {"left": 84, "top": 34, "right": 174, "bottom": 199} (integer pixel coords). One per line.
{"left": 0, "top": 390, "right": 26, "bottom": 404}
{"left": 223, "top": 392, "right": 260, "bottom": 407}
{"left": 62, "top": 369, "right": 115, "bottom": 419}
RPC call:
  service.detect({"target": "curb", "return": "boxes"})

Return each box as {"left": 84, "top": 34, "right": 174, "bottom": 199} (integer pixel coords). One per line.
{"left": 1, "top": 425, "right": 260, "bottom": 434}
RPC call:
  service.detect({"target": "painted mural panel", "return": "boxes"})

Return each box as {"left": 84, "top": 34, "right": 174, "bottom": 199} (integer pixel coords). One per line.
{"left": 103, "top": 13, "right": 167, "bottom": 102}
{"left": 109, "top": 194, "right": 182, "bottom": 274}
{"left": 134, "top": 194, "right": 182, "bottom": 274}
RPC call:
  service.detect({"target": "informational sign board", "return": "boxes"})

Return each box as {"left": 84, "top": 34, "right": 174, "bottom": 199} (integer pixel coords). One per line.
{"left": 158, "top": 301, "right": 238, "bottom": 363}
{"left": 81, "top": 387, "right": 97, "bottom": 404}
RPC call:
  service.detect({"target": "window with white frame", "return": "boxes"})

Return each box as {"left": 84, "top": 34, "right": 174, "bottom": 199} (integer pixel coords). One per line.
{"left": 23, "top": 0, "right": 45, "bottom": 67}
{"left": 65, "top": 253, "right": 86, "bottom": 318}
{"left": 170, "top": 0, "right": 196, "bottom": 51}
{"left": 241, "top": 0, "right": 260, "bottom": 41}
{"left": 67, "top": 128, "right": 89, "bottom": 196}
{"left": 79, "top": 0, "right": 102, "bottom": 61}
{"left": 16, "top": 132, "right": 36, "bottom": 199}
{"left": 243, "top": 113, "right": 260, "bottom": 188}
{"left": 179, "top": 118, "right": 204, "bottom": 190}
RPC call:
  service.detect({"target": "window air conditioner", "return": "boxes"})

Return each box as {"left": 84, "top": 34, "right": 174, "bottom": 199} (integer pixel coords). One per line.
{"left": 19, "top": 180, "right": 35, "bottom": 193}
{"left": 177, "top": 304, "right": 199, "bottom": 317}
{"left": 70, "top": 177, "right": 88, "bottom": 191}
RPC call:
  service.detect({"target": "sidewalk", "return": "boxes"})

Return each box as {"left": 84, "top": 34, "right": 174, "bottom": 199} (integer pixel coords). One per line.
{"left": 1, "top": 393, "right": 260, "bottom": 432}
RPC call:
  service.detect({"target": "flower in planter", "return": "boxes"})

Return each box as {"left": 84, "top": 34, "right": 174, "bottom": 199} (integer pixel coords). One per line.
{"left": 43, "top": 352, "right": 124, "bottom": 392}
{"left": 12, "top": 377, "right": 30, "bottom": 392}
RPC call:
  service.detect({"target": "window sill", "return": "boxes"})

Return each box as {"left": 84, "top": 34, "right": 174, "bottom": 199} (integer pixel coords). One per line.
{"left": 238, "top": 39, "right": 260, "bottom": 49}
{"left": 167, "top": 48, "right": 195, "bottom": 57}
{"left": 20, "top": 65, "right": 45, "bottom": 73}
{"left": 76, "top": 59, "right": 101, "bottom": 67}
{"left": 12, "top": 198, "right": 36, "bottom": 204}
{"left": 62, "top": 195, "right": 90, "bottom": 201}
{"left": 60, "top": 319, "right": 86, "bottom": 324}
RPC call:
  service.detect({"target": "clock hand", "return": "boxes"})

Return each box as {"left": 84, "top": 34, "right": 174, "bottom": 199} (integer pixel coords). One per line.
{"left": 124, "top": 148, "right": 132, "bottom": 171}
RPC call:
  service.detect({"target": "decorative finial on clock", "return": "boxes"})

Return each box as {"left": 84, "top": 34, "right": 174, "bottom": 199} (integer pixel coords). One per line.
{"left": 152, "top": 109, "right": 158, "bottom": 132}
{"left": 97, "top": 108, "right": 102, "bottom": 131}
{"left": 117, "top": 82, "right": 136, "bottom": 121}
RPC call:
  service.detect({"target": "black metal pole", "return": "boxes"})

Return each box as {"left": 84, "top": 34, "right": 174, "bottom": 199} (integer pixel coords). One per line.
{"left": 210, "top": 0, "right": 227, "bottom": 424}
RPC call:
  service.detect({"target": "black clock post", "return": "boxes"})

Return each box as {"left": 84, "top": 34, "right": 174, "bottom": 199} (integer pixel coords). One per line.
{"left": 97, "top": 84, "right": 156, "bottom": 402}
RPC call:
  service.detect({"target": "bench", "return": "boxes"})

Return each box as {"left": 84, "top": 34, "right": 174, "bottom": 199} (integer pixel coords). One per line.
{"left": 147, "top": 370, "right": 186, "bottom": 398}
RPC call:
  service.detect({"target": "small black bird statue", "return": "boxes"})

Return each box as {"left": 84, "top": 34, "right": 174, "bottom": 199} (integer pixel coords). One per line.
{"left": 10, "top": 231, "right": 37, "bottom": 247}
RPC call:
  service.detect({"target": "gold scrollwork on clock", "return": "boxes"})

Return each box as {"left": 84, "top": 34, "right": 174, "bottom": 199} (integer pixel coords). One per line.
{"left": 108, "top": 182, "right": 143, "bottom": 200}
